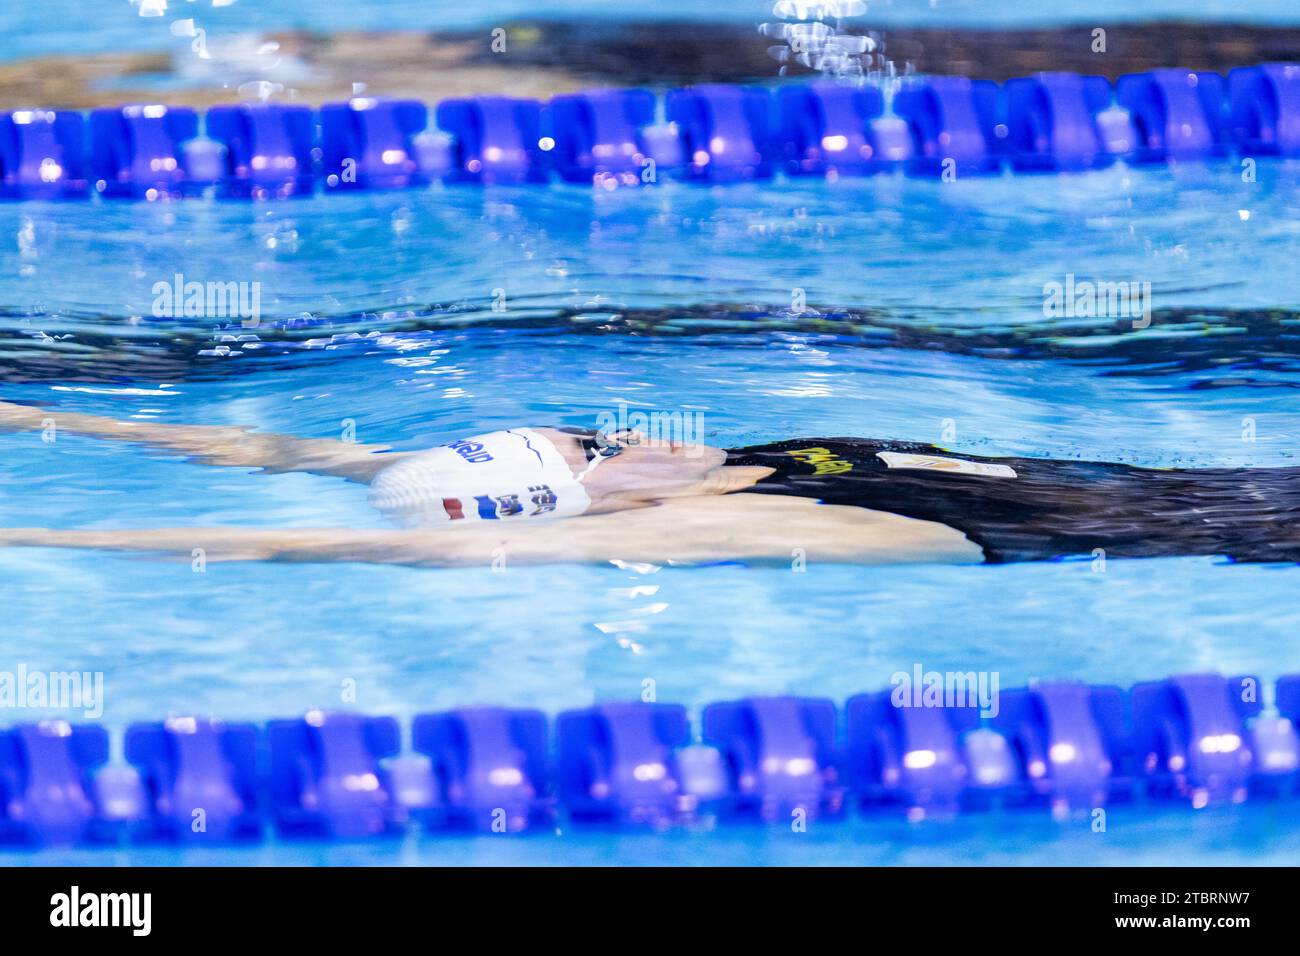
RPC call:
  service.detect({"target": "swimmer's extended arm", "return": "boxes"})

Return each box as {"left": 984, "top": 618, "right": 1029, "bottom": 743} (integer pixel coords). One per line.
{"left": 0, "top": 526, "right": 439, "bottom": 564}
{"left": 0, "top": 495, "right": 984, "bottom": 566}
{"left": 0, "top": 400, "right": 403, "bottom": 483}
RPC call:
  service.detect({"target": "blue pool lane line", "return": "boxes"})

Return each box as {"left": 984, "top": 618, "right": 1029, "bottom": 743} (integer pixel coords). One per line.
{"left": 0, "top": 63, "right": 1298, "bottom": 199}
{"left": 1, "top": 672, "right": 1299, "bottom": 846}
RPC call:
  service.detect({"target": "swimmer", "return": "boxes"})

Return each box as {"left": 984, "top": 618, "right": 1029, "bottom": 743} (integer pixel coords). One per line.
{"left": 0, "top": 398, "right": 1296, "bottom": 568}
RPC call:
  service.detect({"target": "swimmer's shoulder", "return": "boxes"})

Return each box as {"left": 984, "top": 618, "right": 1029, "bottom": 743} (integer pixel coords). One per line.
{"left": 599, "top": 493, "right": 986, "bottom": 565}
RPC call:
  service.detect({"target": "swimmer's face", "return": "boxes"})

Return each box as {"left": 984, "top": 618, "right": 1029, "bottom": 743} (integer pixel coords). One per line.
{"left": 540, "top": 427, "right": 727, "bottom": 499}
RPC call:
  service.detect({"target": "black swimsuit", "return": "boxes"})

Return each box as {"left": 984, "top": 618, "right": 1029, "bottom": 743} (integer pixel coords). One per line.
{"left": 725, "top": 439, "right": 1300, "bottom": 564}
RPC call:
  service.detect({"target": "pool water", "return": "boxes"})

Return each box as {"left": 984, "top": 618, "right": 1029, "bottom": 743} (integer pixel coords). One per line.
{"left": 7, "top": 1, "right": 1300, "bottom": 63}
{"left": 2, "top": 162, "right": 1300, "bottom": 865}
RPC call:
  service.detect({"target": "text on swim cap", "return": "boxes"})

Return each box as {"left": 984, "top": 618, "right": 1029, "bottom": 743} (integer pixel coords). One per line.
{"left": 445, "top": 438, "right": 494, "bottom": 463}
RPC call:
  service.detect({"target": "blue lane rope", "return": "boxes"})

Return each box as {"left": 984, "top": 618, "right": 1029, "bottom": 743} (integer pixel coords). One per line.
{"left": 1, "top": 672, "right": 1298, "bottom": 846}
{"left": 0, "top": 63, "right": 1297, "bottom": 199}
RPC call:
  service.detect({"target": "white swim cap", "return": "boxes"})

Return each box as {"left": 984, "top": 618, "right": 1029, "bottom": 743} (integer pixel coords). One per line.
{"left": 368, "top": 428, "right": 591, "bottom": 526}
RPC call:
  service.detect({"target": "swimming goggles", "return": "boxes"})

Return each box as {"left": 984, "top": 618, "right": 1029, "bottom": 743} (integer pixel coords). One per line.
{"left": 570, "top": 429, "right": 636, "bottom": 481}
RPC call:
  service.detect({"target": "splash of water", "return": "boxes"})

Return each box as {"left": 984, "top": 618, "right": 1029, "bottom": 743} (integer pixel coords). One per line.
{"left": 759, "top": 1, "right": 909, "bottom": 92}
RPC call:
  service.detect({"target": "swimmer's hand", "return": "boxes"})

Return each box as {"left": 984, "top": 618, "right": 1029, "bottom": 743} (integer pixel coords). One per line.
{"left": 0, "top": 400, "right": 44, "bottom": 430}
